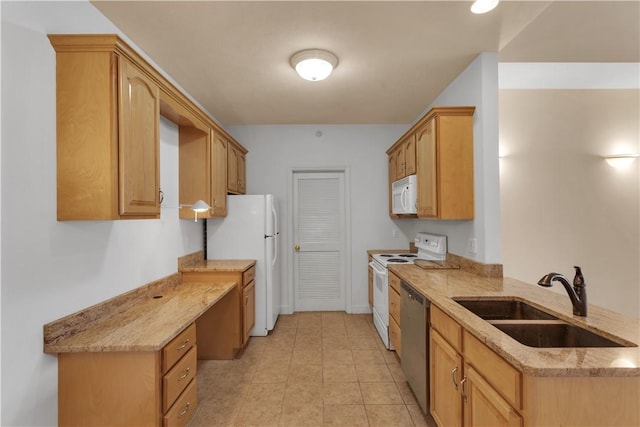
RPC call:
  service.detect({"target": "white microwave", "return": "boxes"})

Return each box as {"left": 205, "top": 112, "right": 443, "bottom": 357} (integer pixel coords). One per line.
{"left": 392, "top": 175, "right": 417, "bottom": 214}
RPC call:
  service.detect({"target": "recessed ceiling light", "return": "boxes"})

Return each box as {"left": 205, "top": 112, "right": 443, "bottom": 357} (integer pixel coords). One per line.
{"left": 290, "top": 49, "right": 338, "bottom": 82}
{"left": 470, "top": 0, "right": 500, "bottom": 14}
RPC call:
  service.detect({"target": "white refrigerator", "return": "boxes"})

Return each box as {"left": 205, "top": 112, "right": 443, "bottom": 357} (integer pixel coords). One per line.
{"left": 206, "top": 194, "right": 280, "bottom": 336}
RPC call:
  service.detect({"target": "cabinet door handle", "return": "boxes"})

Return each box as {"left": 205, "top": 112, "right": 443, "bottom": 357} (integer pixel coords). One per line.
{"left": 451, "top": 366, "right": 459, "bottom": 390}
{"left": 177, "top": 338, "right": 190, "bottom": 351}
{"left": 460, "top": 376, "right": 468, "bottom": 403}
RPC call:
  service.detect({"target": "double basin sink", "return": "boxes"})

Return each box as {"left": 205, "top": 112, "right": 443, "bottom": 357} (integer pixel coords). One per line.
{"left": 453, "top": 298, "right": 635, "bottom": 348}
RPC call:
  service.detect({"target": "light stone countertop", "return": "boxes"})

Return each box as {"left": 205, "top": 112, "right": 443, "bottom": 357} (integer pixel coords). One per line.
{"left": 44, "top": 281, "right": 235, "bottom": 354}
{"left": 180, "top": 259, "right": 256, "bottom": 272}
{"left": 389, "top": 264, "right": 640, "bottom": 377}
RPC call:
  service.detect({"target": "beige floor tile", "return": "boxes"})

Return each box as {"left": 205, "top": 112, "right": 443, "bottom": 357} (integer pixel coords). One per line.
{"left": 188, "top": 400, "right": 239, "bottom": 426}
{"left": 322, "top": 382, "right": 363, "bottom": 405}
{"left": 359, "top": 382, "right": 404, "bottom": 404}
{"left": 280, "top": 402, "right": 324, "bottom": 426}
{"left": 284, "top": 382, "right": 324, "bottom": 406}
{"left": 382, "top": 349, "right": 400, "bottom": 364}
{"left": 235, "top": 401, "right": 282, "bottom": 427}
{"left": 261, "top": 348, "right": 293, "bottom": 364}
{"left": 406, "top": 404, "right": 438, "bottom": 427}
{"left": 287, "top": 364, "right": 323, "bottom": 383}
{"left": 295, "top": 334, "right": 323, "bottom": 351}
{"left": 322, "top": 334, "right": 351, "bottom": 350}
{"left": 276, "top": 314, "right": 300, "bottom": 329}
{"left": 355, "top": 364, "right": 394, "bottom": 382}
{"left": 291, "top": 349, "right": 323, "bottom": 365}
{"left": 322, "top": 364, "right": 358, "bottom": 383}
{"left": 253, "top": 363, "right": 290, "bottom": 383}
{"left": 349, "top": 336, "right": 380, "bottom": 350}
{"left": 387, "top": 362, "right": 408, "bottom": 383}
{"left": 352, "top": 349, "right": 386, "bottom": 365}
{"left": 365, "top": 404, "right": 414, "bottom": 427}
{"left": 243, "top": 382, "right": 286, "bottom": 405}
{"left": 323, "top": 349, "right": 354, "bottom": 365}
{"left": 395, "top": 381, "right": 419, "bottom": 405}
{"left": 323, "top": 404, "right": 369, "bottom": 427}
{"left": 322, "top": 325, "right": 348, "bottom": 337}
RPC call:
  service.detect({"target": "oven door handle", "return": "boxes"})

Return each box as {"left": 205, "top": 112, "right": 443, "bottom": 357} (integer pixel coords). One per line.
{"left": 369, "top": 262, "right": 388, "bottom": 276}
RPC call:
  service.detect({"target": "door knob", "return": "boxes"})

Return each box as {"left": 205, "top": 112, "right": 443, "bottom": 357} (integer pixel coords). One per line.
{"left": 294, "top": 245, "right": 300, "bottom": 251}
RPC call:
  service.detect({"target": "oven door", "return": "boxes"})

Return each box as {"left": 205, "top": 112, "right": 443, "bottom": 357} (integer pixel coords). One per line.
{"left": 369, "top": 260, "right": 391, "bottom": 348}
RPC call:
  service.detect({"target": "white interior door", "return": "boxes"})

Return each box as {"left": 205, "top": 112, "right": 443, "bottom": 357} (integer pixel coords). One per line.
{"left": 293, "top": 171, "right": 346, "bottom": 311}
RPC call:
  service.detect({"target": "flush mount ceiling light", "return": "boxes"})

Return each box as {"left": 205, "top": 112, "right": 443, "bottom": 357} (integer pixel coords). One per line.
{"left": 290, "top": 49, "right": 338, "bottom": 82}
{"left": 471, "top": 0, "right": 500, "bottom": 14}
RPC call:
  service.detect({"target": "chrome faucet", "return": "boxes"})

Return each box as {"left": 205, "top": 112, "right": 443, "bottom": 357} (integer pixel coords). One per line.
{"left": 537, "top": 266, "right": 587, "bottom": 316}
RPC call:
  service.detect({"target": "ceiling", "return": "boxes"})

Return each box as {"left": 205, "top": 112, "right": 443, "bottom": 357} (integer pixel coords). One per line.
{"left": 92, "top": 1, "right": 639, "bottom": 126}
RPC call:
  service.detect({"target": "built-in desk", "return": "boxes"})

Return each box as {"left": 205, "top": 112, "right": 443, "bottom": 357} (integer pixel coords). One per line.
{"left": 43, "top": 267, "right": 239, "bottom": 427}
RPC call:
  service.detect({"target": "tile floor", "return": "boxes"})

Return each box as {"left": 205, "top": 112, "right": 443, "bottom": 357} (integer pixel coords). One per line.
{"left": 188, "top": 312, "right": 438, "bottom": 426}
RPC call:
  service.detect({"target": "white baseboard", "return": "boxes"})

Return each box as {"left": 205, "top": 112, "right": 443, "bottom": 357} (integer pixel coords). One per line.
{"left": 349, "top": 305, "right": 373, "bottom": 314}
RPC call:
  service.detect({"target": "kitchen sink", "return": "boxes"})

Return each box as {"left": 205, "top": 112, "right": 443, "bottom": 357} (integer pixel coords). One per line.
{"left": 491, "top": 321, "right": 632, "bottom": 348}
{"left": 453, "top": 298, "right": 559, "bottom": 321}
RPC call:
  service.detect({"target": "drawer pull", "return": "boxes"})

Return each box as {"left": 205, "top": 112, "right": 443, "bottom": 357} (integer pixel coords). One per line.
{"left": 451, "top": 366, "right": 459, "bottom": 390}
{"left": 178, "top": 367, "right": 191, "bottom": 381}
{"left": 178, "top": 402, "right": 190, "bottom": 418}
{"left": 176, "top": 339, "right": 190, "bottom": 351}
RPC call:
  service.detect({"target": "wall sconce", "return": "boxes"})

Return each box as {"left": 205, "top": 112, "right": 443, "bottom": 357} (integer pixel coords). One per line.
{"left": 179, "top": 200, "right": 211, "bottom": 222}
{"left": 470, "top": 0, "right": 499, "bottom": 14}
{"left": 604, "top": 154, "right": 639, "bottom": 168}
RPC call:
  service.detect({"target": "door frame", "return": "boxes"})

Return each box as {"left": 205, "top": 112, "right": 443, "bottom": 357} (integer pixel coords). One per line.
{"left": 286, "top": 167, "right": 352, "bottom": 314}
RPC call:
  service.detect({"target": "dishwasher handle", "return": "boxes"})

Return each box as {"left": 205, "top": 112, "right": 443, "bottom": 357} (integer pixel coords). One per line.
{"left": 401, "top": 280, "right": 425, "bottom": 306}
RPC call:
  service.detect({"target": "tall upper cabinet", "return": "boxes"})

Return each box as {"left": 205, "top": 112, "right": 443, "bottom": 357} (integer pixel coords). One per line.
{"left": 50, "top": 35, "right": 161, "bottom": 220}
{"left": 227, "top": 140, "right": 247, "bottom": 195}
{"left": 387, "top": 106, "right": 475, "bottom": 220}
{"left": 50, "top": 34, "right": 247, "bottom": 221}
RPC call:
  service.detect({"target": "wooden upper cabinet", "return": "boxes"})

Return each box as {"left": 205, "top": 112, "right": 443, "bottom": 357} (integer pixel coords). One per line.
{"left": 388, "top": 106, "right": 475, "bottom": 220}
{"left": 416, "top": 109, "right": 475, "bottom": 219}
{"left": 210, "top": 130, "right": 228, "bottom": 217}
{"left": 50, "top": 35, "right": 161, "bottom": 220}
{"left": 227, "top": 140, "right": 247, "bottom": 194}
{"left": 403, "top": 134, "right": 417, "bottom": 177}
{"left": 178, "top": 123, "right": 211, "bottom": 220}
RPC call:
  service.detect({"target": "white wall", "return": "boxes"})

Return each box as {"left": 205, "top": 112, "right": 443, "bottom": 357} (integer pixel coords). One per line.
{"left": 401, "top": 53, "right": 501, "bottom": 264}
{"left": 1, "top": 2, "right": 203, "bottom": 425}
{"left": 499, "top": 89, "right": 640, "bottom": 317}
{"left": 226, "top": 125, "right": 408, "bottom": 314}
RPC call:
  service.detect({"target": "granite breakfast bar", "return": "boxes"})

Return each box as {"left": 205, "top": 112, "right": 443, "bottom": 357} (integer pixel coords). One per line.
{"left": 43, "top": 256, "right": 254, "bottom": 427}
{"left": 389, "top": 263, "right": 640, "bottom": 426}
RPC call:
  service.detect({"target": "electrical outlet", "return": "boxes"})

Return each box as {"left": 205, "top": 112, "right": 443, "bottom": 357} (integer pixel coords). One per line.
{"left": 468, "top": 238, "right": 477, "bottom": 254}
{"left": 392, "top": 227, "right": 399, "bottom": 238}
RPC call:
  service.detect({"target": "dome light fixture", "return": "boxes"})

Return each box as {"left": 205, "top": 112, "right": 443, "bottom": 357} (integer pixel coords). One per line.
{"left": 470, "top": 0, "right": 500, "bottom": 14}
{"left": 604, "top": 153, "right": 639, "bottom": 168}
{"left": 290, "top": 49, "right": 338, "bottom": 82}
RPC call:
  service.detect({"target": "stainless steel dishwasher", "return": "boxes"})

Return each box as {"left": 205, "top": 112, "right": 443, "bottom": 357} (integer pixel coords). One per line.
{"left": 401, "top": 280, "right": 430, "bottom": 414}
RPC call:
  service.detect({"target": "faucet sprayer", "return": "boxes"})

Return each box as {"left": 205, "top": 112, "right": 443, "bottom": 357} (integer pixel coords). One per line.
{"left": 537, "top": 266, "right": 587, "bottom": 316}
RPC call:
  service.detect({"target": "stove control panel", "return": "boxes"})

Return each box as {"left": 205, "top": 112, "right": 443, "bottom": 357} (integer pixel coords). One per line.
{"left": 414, "top": 232, "right": 447, "bottom": 259}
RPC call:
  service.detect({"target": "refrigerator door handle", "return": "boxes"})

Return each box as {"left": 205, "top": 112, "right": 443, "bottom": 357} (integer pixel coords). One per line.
{"left": 271, "top": 202, "right": 279, "bottom": 236}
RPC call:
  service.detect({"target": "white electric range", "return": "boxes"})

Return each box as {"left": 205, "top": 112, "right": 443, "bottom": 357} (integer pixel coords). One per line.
{"left": 369, "top": 232, "right": 447, "bottom": 349}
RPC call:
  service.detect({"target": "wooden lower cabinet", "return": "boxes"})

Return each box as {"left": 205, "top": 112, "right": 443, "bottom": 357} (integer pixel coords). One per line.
{"left": 430, "top": 305, "right": 522, "bottom": 427}
{"left": 388, "top": 272, "right": 401, "bottom": 357}
{"left": 58, "top": 323, "right": 197, "bottom": 427}
{"left": 182, "top": 263, "right": 256, "bottom": 356}
{"left": 430, "top": 305, "right": 639, "bottom": 427}
{"left": 243, "top": 279, "right": 256, "bottom": 344}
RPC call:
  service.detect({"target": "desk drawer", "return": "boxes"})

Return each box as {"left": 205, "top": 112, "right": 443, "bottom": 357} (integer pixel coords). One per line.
{"left": 162, "top": 323, "right": 196, "bottom": 373}
{"left": 243, "top": 265, "right": 255, "bottom": 286}
{"left": 163, "top": 346, "right": 197, "bottom": 412}
{"left": 163, "top": 378, "right": 197, "bottom": 427}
